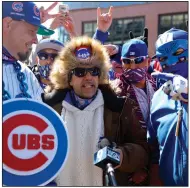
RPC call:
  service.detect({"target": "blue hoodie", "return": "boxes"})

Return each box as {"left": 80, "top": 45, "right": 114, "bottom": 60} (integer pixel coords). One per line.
{"left": 147, "top": 86, "right": 188, "bottom": 186}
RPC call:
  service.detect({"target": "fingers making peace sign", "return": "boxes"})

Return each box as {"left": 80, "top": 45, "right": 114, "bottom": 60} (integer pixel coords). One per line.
{"left": 97, "top": 6, "right": 113, "bottom": 33}
{"left": 40, "top": 2, "right": 59, "bottom": 23}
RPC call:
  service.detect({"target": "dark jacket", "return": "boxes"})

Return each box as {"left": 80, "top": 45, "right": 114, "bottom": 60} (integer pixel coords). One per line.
{"left": 42, "top": 84, "right": 150, "bottom": 186}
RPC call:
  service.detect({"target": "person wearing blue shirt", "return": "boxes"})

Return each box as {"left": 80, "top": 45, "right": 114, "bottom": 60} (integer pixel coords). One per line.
{"left": 148, "top": 28, "right": 188, "bottom": 186}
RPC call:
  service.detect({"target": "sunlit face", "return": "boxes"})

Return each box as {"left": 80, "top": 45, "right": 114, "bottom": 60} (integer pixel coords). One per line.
{"left": 5, "top": 19, "right": 38, "bottom": 61}
{"left": 122, "top": 56, "right": 148, "bottom": 70}
{"left": 70, "top": 66, "right": 100, "bottom": 99}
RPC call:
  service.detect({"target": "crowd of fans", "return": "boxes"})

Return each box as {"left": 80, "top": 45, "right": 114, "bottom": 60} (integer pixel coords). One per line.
{"left": 3, "top": 1, "right": 188, "bottom": 186}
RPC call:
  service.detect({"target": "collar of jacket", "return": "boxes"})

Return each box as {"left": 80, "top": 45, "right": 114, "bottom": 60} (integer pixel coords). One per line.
{"left": 42, "top": 88, "right": 71, "bottom": 106}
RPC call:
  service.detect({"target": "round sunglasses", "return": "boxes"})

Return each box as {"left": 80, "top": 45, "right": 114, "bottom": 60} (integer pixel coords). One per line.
{"left": 122, "top": 56, "right": 147, "bottom": 64}
{"left": 37, "top": 52, "right": 58, "bottom": 61}
{"left": 71, "top": 67, "right": 101, "bottom": 77}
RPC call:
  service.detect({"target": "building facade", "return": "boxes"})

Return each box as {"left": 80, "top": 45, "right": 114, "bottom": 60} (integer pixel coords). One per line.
{"left": 58, "top": 1, "right": 188, "bottom": 56}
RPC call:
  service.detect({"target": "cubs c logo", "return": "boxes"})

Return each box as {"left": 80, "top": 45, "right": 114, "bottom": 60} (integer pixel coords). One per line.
{"left": 12, "top": 2, "right": 23, "bottom": 12}
{"left": 3, "top": 99, "right": 69, "bottom": 186}
{"left": 34, "top": 5, "right": 40, "bottom": 17}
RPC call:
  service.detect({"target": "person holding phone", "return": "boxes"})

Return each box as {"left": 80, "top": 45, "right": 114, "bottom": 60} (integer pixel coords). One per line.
{"left": 50, "top": 4, "right": 77, "bottom": 39}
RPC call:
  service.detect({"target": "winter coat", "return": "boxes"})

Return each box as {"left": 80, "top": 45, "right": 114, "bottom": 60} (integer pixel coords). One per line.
{"left": 42, "top": 84, "right": 150, "bottom": 186}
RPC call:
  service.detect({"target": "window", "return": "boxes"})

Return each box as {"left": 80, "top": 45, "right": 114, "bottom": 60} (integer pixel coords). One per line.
{"left": 107, "top": 17, "right": 145, "bottom": 45}
{"left": 82, "top": 17, "right": 145, "bottom": 45}
{"left": 158, "top": 13, "right": 188, "bottom": 35}
{"left": 82, "top": 21, "right": 97, "bottom": 37}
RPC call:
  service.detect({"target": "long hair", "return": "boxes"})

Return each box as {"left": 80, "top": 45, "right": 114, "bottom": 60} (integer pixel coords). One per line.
{"left": 50, "top": 36, "right": 111, "bottom": 89}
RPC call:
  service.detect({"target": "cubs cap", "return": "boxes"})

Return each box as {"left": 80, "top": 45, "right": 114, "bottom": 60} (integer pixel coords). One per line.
{"left": 3, "top": 2, "right": 54, "bottom": 36}
{"left": 121, "top": 39, "right": 148, "bottom": 59}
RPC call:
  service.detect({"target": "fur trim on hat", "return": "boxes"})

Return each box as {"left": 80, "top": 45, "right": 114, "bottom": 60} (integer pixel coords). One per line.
{"left": 50, "top": 36, "right": 111, "bottom": 90}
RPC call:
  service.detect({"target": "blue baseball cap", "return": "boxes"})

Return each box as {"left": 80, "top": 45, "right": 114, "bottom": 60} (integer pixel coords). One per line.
{"left": 155, "top": 28, "right": 188, "bottom": 49}
{"left": 3, "top": 2, "right": 54, "bottom": 36}
{"left": 121, "top": 39, "right": 148, "bottom": 59}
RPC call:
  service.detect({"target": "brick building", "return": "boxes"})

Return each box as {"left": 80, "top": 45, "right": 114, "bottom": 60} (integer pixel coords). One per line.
{"left": 58, "top": 2, "right": 188, "bottom": 56}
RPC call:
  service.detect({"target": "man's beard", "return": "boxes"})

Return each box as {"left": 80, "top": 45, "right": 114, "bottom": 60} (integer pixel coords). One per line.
{"left": 17, "top": 51, "right": 31, "bottom": 62}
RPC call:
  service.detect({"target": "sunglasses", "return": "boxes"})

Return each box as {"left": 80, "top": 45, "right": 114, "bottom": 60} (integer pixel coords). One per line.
{"left": 122, "top": 56, "right": 147, "bottom": 64}
{"left": 71, "top": 67, "right": 101, "bottom": 77}
{"left": 37, "top": 52, "right": 58, "bottom": 61}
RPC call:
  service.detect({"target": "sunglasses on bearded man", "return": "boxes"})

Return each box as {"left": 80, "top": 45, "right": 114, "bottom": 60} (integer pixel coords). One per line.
{"left": 122, "top": 56, "right": 148, "bottom": 64}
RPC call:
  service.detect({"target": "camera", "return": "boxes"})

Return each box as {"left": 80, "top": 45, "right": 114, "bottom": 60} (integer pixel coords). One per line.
{"left": 59, "top": 4, "right": 69, "bottom": 16}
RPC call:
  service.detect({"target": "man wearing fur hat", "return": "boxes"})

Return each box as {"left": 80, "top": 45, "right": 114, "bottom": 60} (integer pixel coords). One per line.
{"left": 43, "top": 36, "right": 149, "bottom": 186}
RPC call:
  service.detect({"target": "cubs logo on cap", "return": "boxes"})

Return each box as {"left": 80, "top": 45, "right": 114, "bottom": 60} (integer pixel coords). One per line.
{"left": 12, "top": 2, "right": 23, "bottom": 12}
{"left": 75, "top": 46, "right": 92, "bottom": 60}
{"left": 3, "top": 2, "right": 55, "bottom": 36}
{"left": 3, "top": 99, "right": 69, "bottom": 186}
{"left": 34, "top": 5, "right": 40, "bottom": 17}
{"left": 121, "top": 39, "right": 148, "bottom": 59}
{"left": 130, "top": 52, "right": 135, "bottom": 56}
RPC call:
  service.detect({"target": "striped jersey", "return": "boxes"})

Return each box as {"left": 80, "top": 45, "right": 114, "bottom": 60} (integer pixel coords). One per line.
{"left": 3, "top": 61, "right": 43, "bottom": 101}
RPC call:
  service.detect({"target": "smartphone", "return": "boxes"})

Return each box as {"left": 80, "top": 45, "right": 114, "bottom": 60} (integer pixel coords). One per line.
{"left": 59, "top": 4, "right": 69, "bottom": 16}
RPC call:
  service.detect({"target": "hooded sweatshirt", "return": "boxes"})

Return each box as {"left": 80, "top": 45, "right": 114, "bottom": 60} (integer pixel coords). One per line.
{"left": 55, "top": 89, "right": 104, "bottom": 186}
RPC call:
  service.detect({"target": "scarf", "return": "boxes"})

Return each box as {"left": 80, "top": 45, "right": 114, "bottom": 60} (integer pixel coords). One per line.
{"left": 70, "top": 90, "right": 98, "bottom": 110}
